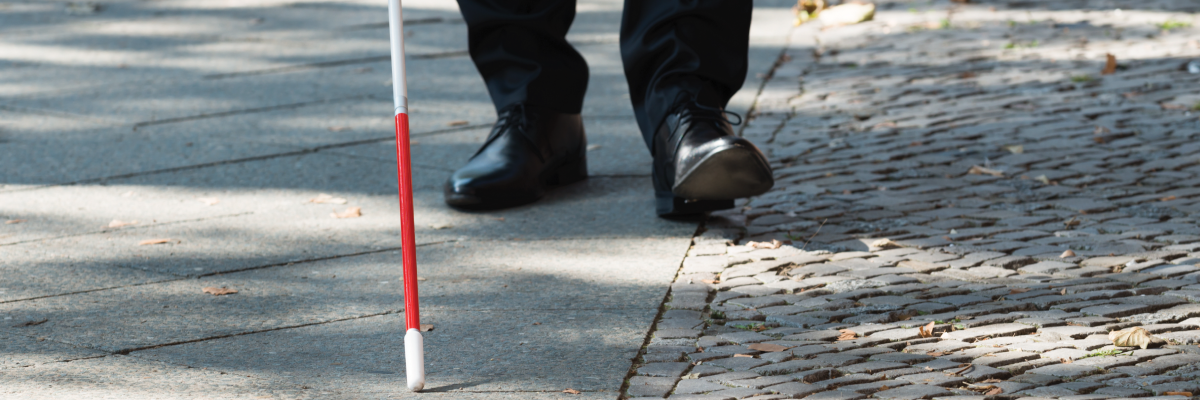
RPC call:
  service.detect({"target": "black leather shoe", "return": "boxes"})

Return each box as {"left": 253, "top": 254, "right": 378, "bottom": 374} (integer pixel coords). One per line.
{"left": 444, "top": 104, "right": 587, "bottom": 210}
{"left": 652, "top": 101, "right": 773, "bottom": 217}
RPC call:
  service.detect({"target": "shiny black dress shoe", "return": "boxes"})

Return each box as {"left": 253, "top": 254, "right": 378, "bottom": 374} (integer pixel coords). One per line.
{"left": 653, "top": 101, "right": 774, "bottom": 217}
{"left": 444, "top": 104, "right": 587, "bottom": 210}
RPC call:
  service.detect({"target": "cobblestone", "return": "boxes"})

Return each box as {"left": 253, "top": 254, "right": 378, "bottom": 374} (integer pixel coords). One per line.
{"left": 640, "top": 0, "right": 1200, "bottom": 398}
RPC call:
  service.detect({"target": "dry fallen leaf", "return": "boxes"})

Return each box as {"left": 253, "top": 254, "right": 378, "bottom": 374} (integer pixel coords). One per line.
{"left": 1164, "top": 392, "right": 1192, "bottom": 397}
{"left": 1061, "top": 357, "right": 1073, "bottom": 364}
{"left": 327, "top": 126, "right": 352, "bottom": 132}
{"left": 1009, "top": 288, "right": 1030, "bottom": 294}
{"left": 309, "top": 193, "right": 348, "bottom": 204}
{"left": 968, "top": 165, "right": 1004, "bottom": 177}
{"left": 562, "top": 388, "right": 581, "bottom": 394}
{"left": 701, "top": 279, "right": 720, "bottom": 284}
{"left": 972, "top": 385, "right": 997, "bottom": 393}
{"left": 108, "top": 219, "right": 138, "bottom": 228}
{"left": 1162, "top": 195, "right": 1178, "bottom": 202}
{"left": 746, "top": 239, "right": 783, "bottom": 249}
{"left": 331, "top": 207, "right": 362, "bottom": 219}
{"left": 12, "top": 318, "right": 48, "bottom": 328}
{"left": 1060, "top": 288, "right": 1067, "bottom": 295}
{"left": 837, "top": 329, "right": 857, "bottom": 341}
{"left": 926, "top": 351, "right": 945, "bottom": 357}
{"left": 419, "top": 324, "right": 434, "bottom": 332}
{"left": 918, "top": 321, "right": 935, "bottom": 338}
{"left": 985, "top": 387, "right": 1004, "bottom": 395}
{"left": 951, "top": 364, "right": 973, "bottom": 376}
{"left": 748, "top": 343, "right": 793, "bottom": 352}
{"left": 198, "top": 197, "right": 220, "bottom": 206}
{"left": 959, "top": 72, "right": 977, "bottom": 79}
{"left": 5, "top": 219, "right": 26, "bottom": 224}
{"left": 138, "top": 238, "right": 170, "bottom": 246}
{"left": 1162, "top": 103, "right": 1188, "bottom": 110}
{"left": 1110, "top": 326, "right": 1166, "bottom": 349}
{"left": 1102, "top": 53, "right": 1117, "bottom": 75}
{"left": 981, "top": 379, "right": 1002, "bottom": 383}
{"left": 1004, "top": 145, "right": 1024, "bottom": 154}
{"left": 1060, "top": 250, "right": 1076, "bottom": 258}
{"left": 871, "top": 238, "right": 901, "bottom": 249}
{"left": 1034, "top": 175, "right": 1050, "bottom": 185}
{"left": 202, "top": 287, "right": 238, "bottom": 296}
{"left": 447, "top": 120, "right": 469, "bottom": 127}
{"left": 817, "top": 2, "right": 875, "bottom": 27}
{"left": 733, "top": 354, "right": 755, "bottom": 358}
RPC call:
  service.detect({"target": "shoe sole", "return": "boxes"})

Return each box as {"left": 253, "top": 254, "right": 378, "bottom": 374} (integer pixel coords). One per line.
{"left": 672, "top": 141, "right": 774, "bottom": 200}
{"left": 444, "top": 154, "right": 588, "bottom": 211}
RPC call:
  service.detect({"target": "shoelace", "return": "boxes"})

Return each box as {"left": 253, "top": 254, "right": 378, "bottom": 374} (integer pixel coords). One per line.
{"left": 665, "top": 95, "right": 743, "bottom": 154}
{"left": 473, "top": 104, "right": 544, "bottom": 162}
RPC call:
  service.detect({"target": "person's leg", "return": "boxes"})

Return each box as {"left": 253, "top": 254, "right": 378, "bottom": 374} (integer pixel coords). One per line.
{"left": 620, "top": 1, "right": 774, "bottom": 217}
{"left": 619, "top": 0, "right": 751, "bottom": 146}
{"left": 458, "top": 0, "right": 588, "bottom": 113}
{"left": 446, "top": 0, "right": 590, "bottom": 210}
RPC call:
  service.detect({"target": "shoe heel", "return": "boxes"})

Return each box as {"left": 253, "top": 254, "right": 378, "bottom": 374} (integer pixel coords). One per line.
{"left": 549, "top": 153, "right": 588, "bottom": 186}
{"left": 655, "top": 191, "right": 733, "bottom": 217}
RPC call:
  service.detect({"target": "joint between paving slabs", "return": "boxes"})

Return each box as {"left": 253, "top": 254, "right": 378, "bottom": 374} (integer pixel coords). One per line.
{"left": 619, "top": 223, "right": 707, "bottom": 399}
{"left": 0, "top": 212, "right": 254, "bottom": 249}
{"left": 0, "top": 122, "right": 487, "bottom": 195}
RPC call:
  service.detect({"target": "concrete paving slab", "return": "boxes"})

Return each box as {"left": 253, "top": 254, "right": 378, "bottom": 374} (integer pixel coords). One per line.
{"left": 0, "top": 331, "right": 107, "bottom": 370}
{"left": 134, "top": 308, "right": 644, "bottom": 395}
{"left": 0, "top": 237, "right": 685, "bottom": 352}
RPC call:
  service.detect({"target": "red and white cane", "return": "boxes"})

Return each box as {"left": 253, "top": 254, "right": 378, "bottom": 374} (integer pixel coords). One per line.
{"left": 388, "top": 0, "right": 425, "bottom": 391}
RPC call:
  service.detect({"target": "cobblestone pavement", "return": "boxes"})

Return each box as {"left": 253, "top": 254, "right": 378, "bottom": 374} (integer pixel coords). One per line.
{"left": 629, "top": 1, "right": 1200, "bottom": 399}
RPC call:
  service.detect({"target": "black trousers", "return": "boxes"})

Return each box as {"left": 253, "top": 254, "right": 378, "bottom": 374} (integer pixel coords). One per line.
{"left": 456, "top": 0, "right": 752, "bottom": 153}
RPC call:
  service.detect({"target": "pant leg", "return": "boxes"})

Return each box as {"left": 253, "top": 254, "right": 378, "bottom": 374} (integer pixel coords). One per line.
{"left": 619, "top": 0, "right": 752, "bottom": 152}
{"left": 457, "top": 0, "right": 589, "bottom": 114}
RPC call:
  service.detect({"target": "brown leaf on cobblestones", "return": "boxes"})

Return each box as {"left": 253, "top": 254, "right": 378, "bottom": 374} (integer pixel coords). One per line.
{"left": 817, "top": 3, "right": 875, "bottom": 27}
{"left": 310, "top": 193, "right": 348, "bottom": 204}
{"left": 747, "top": 239, "right": 782, "bottom": 249}
{"left": 138, "top": 238, "right": 170, "bottom": 246}
{"left": 1034, "top": 175, "right": 1050, "bottom": 185}
{"left": 5, "top": 219, "right": 27, "bottom": 224}
{"left": 12, "top": 318, "right": 48, "bottom": 328}
{"left": 1061, "top": 358, "right": 1072, "bottom": 364}
{"left": 198, "top": 197, "right": 220, "bottom": 206}
{"left": 968, "top": 165, "right": 1004, "bottom": 177}
{"left": 837, "top": 329, "right": 857, "bottom": 341}
{"left": 871, "top": 239, "right": 901, "bottom": 249}
{"left": 332, "top": 207, "right": 362, "bottom": 219}
{"left": 1103, "top": 53, "right": 1118, "bottom": 75}
{"left": 202, "top": 287, "right": 237, "bottom": 296}
{"left": 1004, "top": 145, "right": 1024, "bottom": 154}
{"left": 951, "top": 364, "right": 973, "bottom": 376}
{"left": 1162, "top": 103, "right": 1188, "bottom": 110}
{"left": 926, "top": 351, "right": 945, "bottom": 357}
{"left": 959, "top": 72, "right": 977, "bottom": 79}
{"left": 919, "top": 321, "right": 935, "bottom": 338}
{"left": 447, "top": 120, "right": 469, "bottom": 127}
{"left": 1060, "top": 288, "right": 1067, "bottom": 295}
{"left": 701, "top": 279, "right": 719, "bottom": 284}
{"left": 1161, "top": 195, "right": 1178, "bottom": 202}
{"left": 981, "top": 379, "right": 1002, "bottom": 383}
{"left": 749, "top": 343, "right": 793, "bottom": 352}
{"left": 971, "top": 385, "right": 997, "bottom": 393}
{"left": 1064, "top": 218, "right": 1080, "bottom": 227}
{"left": 733, "top": 354, "right": 755, "bottom": 358}
{"left": 1164, "top": 392, "right": 1192, "bottom": 397}
{"left": 1110, "top": 327, "right": 1165, "bottom": 349}
{"left": 985, "top": 388, "right": 1004, "bottom": 395}
{"left": 1010, "top": 288, "right": 1030, "bottom": 294}
{"left": 562, "top": 388, "right": 581, "bottom": 394}
{"left": 108, "top": 219, "right": 137, "bottom": 228}
{"left": 1061, "top": 250, "right": 1076, "bottom": 258}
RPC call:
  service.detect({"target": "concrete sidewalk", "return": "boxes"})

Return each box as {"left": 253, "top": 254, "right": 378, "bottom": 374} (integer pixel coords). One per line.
{"left": 0, "top": 0, "right": 796, "bottom": 398}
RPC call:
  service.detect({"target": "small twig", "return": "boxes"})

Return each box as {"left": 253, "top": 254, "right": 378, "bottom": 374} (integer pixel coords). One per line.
{"left": 951, "top": 364, "right": 973, "bottom": 376}
{"left": 799, "top": 218, "right": 828, "bottom": 251}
